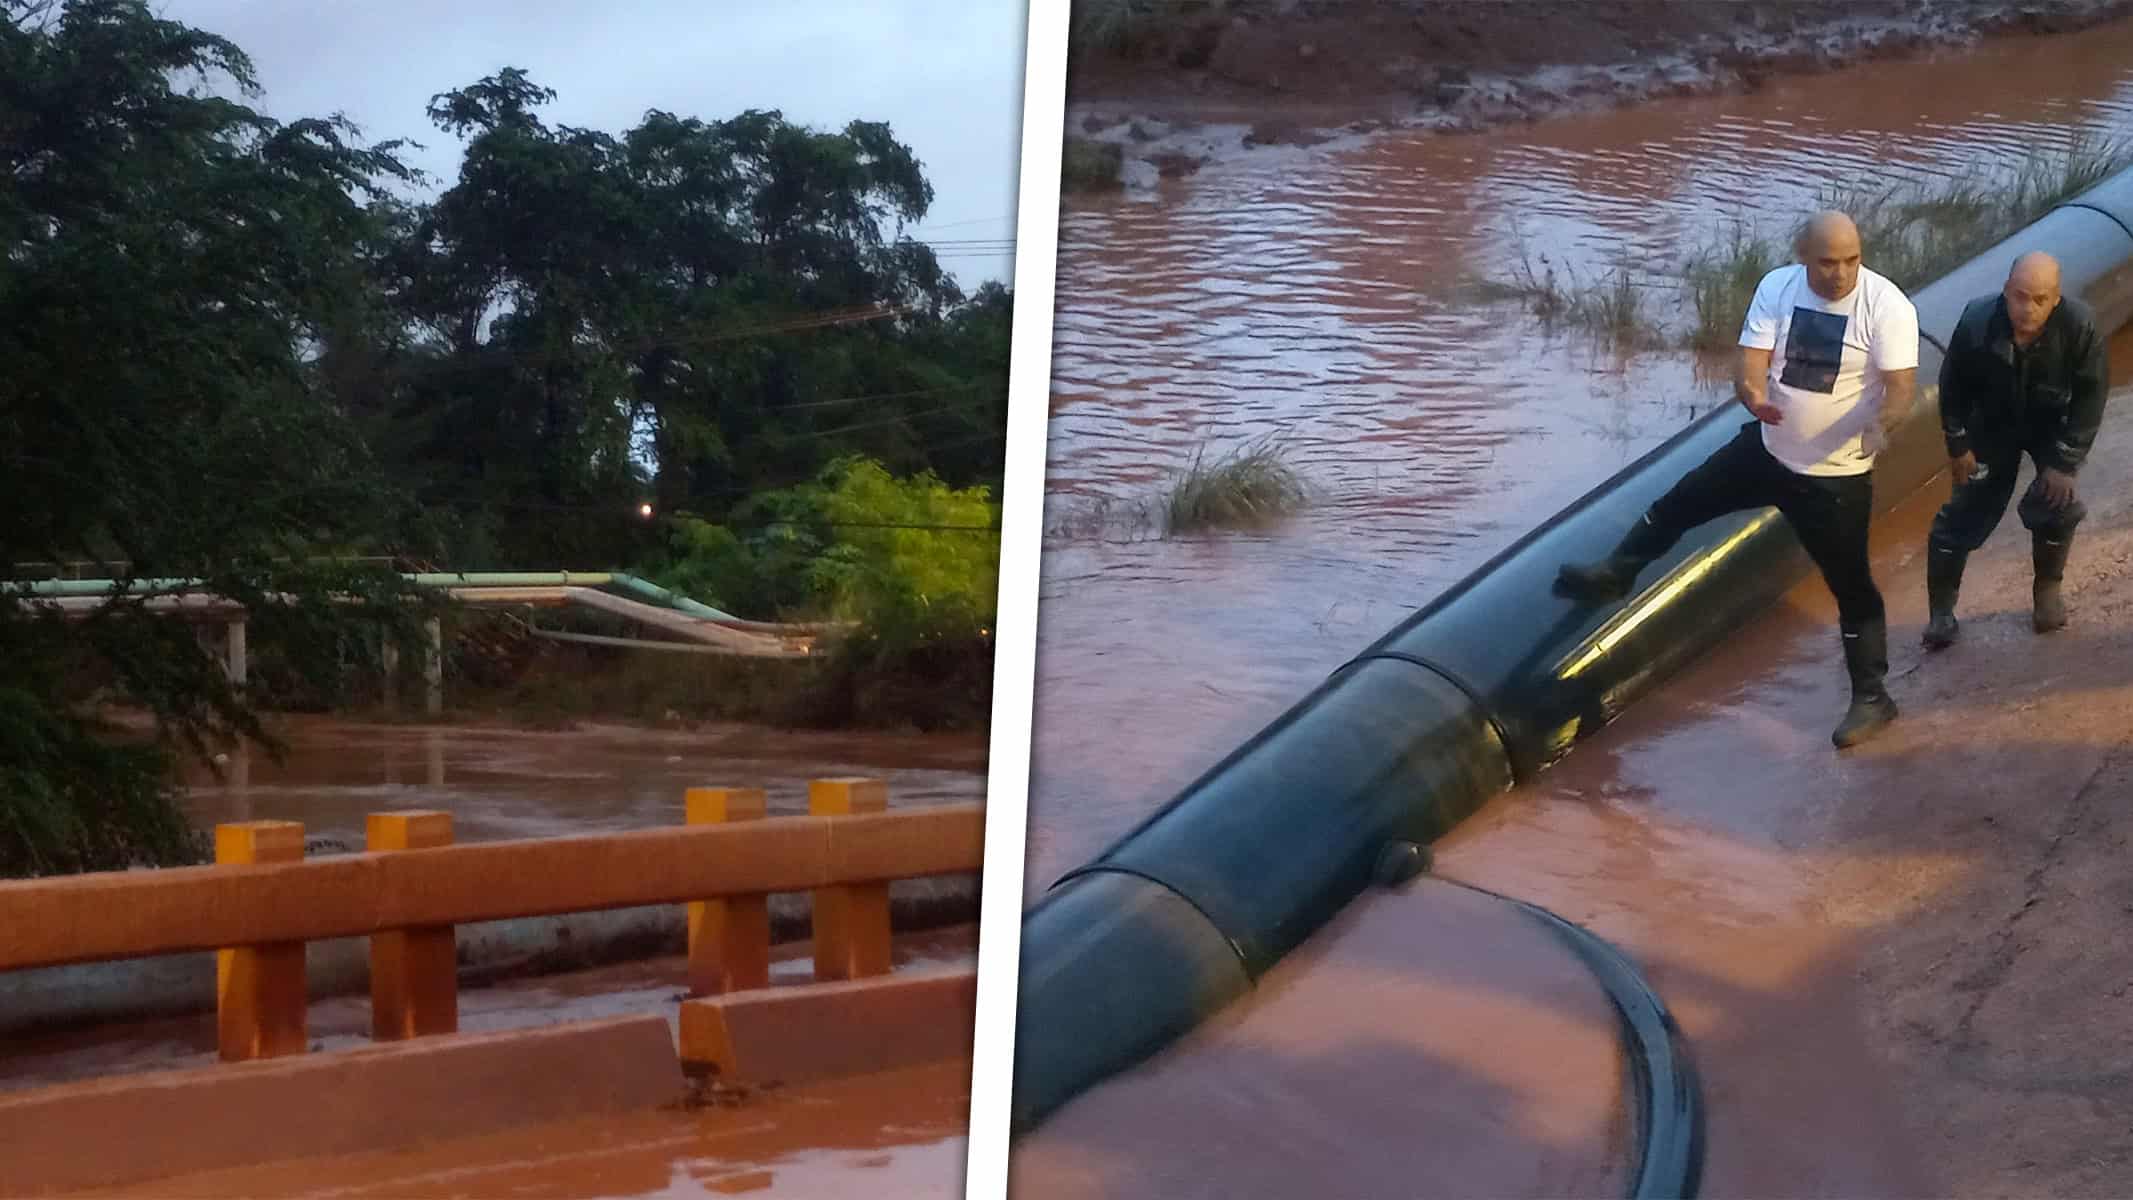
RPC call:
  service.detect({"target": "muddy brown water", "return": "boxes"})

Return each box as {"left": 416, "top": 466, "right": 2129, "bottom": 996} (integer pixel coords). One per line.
{"left": 181, "top": 715, "right": 986, "bottom": 846}
{"left": 1020, "top": 17, "right": 2133, "bottom": 1199}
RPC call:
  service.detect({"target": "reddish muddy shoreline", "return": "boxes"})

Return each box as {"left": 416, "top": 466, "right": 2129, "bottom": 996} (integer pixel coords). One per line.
{"left": 1064, "top": 0, "right": 2133, "bottom": 185}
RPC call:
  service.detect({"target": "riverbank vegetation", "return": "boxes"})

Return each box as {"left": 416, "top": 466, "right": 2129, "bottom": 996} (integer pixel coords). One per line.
{"left": 1, "top": 1, "right": 1007, "bottom": 874}
{"left": 1493, "top": 138, "right": 2133, "bottom": 361}
{"left": 1063, "top": 137, "right": 1127, "bottom": 193}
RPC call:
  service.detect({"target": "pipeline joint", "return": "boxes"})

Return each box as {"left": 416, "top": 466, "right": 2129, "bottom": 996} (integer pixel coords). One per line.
{"left": 1372, "top": 840, "right": 1433, "bottom": 889}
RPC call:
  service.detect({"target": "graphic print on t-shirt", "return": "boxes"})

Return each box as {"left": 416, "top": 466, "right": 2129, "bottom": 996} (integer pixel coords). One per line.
{"left": 1780, "top": 307, "right": 1850, "bottom": 394}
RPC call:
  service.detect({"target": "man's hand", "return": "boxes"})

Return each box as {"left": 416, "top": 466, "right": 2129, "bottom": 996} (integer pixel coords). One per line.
{"left": 1738, "top": 345, "right": 1777, "bottom": 423}
{"left": 2039, "top": 466, "right": 2077, "bottom": 509}
{"left": 1860, "top": 423, "right": 1885, "bottom": 458}
{"left": 1950, "top": 451, "right": 1977, "bottom": 487}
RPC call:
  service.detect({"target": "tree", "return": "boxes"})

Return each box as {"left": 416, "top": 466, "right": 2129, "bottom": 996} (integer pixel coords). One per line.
{"left": 376, "top": 74, "right": 1009, "bottom": 566}
{"left": 0, "top": 0, "right": 425, "bottom": 875}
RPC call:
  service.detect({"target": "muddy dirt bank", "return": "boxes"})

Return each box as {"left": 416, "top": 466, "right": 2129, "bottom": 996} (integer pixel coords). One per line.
{"left": 1064, "top": 0, "right": 2133, "bottom": 186}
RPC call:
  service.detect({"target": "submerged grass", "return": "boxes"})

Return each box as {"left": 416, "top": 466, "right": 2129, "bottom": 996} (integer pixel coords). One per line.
{"left": 1493, "top": 136, "right": 2133, "bottom": 361}
{"left": 1162, "top": 437, "right": 1312, "bottom": 534}
{"left": 1823, "top": 132, "right": 2133, "bottom": 294}
{"left": 1684, "top": 219, "right": 1780, "bottom": 355}
{"left": 1502, "top": 239, "right": 1669, "bottom": 352}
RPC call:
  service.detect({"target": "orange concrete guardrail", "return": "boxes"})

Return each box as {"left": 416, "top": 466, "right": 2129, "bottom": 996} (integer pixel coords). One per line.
{"left": 0, "top": 780, "right": 982, "bottom": 1064}
{"left": 1, "top": 1015, "right": 685, "bottom": 1197}
{"left": 679, "top": 965, "right": 979, "bottom": 1086}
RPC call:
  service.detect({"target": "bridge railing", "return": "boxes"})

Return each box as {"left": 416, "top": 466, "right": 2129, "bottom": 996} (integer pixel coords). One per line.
{"left": 0, "top": 778, "right": 982, "bottom": 1063}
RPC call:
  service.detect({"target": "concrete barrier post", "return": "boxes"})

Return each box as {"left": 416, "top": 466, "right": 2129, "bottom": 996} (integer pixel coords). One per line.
{"left": 225, "top": 618, "right": 247, "bottom": 686}
{"left": 807, "top": 777, "right": 892, "bottom": 981}
{"left": 366, "top": 811, "right": 459, "bottom": 1040}
{"left": 215, "top": 821, "right": 308, "bottom": 1061}
{"left": 422, "top": 617, "right": 443, "bottom": 716}
{"left": 685, "top": 787, "right": 772, "bottom": 996}
{"left": 381, "top": 631, "right": 400, "bottom": 711}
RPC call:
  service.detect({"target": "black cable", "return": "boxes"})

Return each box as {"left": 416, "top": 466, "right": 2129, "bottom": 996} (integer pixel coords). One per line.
{"left": 1392, "top": 866, "right": 1706, "bottom": 1200}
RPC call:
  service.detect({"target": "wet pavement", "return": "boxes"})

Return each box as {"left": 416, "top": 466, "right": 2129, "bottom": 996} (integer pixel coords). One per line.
{"left": 74, "top": 1061, "right": 973, "bottom": 1200}
{"left": 7, "top": 932, "right": 979, "bottom": 1199}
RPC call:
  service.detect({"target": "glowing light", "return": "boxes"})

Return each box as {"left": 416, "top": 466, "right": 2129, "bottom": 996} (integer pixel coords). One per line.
{"left": 637, "top": 503, "right": 654, "bottom": 519}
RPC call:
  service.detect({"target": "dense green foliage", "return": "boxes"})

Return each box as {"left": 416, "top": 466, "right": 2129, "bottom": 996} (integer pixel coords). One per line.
{"left": 0, "top": 0, "right": 1010, "bottom": 875}
{"left": 645, "top": 457, "right": 998, "bottom": 637}
{"left": 631, "top": 458, "right": 1000, "bottom": 731}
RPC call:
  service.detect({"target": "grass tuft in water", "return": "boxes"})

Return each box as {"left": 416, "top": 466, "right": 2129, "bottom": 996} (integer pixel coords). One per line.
{"left": 1499, "top": 239, "right": 1667, "bottom": 352}
{"left": 1683, "top": 219, "right": 1780, "bottom": 356}
{"left": 1162, "top": 438, "right": 1312, "bottom": 534}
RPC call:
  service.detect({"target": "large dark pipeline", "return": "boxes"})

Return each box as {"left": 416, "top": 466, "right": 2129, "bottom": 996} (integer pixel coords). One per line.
{"left": 1011, "top": 170, "right": 2133, "bottom": 1145}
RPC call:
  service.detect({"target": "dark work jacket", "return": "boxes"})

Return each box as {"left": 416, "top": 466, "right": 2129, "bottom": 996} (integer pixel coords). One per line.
{"left": 1938, "top": 293, "right": 2108, "bottom": 474}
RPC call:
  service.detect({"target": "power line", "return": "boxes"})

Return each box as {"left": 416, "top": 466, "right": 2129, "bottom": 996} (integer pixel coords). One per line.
{"left": 778, "top": 401, "right": 996, "bottom": 440}
{"left": 762, "top": 382, "right": 989, "bottom": 413}
{"left": 357, "top": 301, "right": 951, "bottom": 381}
{"left": 912, "top": 214, "right": 1017, "bottom": 231}
{"left": 443, "top": 498, "right": 1001, "bottom": 535}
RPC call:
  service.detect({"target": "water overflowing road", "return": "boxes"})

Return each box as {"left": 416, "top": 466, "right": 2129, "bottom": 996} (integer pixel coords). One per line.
{"left": 1020, "top": 16, "right": 2133, "bottom": 1197}
{"left": 181, "top": 715, "right": 986, "bottom": 847}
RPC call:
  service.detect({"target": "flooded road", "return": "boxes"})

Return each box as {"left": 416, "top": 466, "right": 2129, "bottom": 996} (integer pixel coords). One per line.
{"left": 5, "top": 933, "right": 980, "bottom": 1197}
{"left": 82, "top": 1059, "right": 974, "bottom": 1200}
{"left": 183, "top": 715, "right": 986, "bottom": 847}
{"left": 1022, "top": 14, "right": 2133, "bottom": 1198}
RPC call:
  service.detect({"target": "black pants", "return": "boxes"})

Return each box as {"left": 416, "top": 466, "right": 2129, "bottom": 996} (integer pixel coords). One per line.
{"left": 1623, "top": 421, "right": 1884, "bottom": 626}
{"left": 1927, "top": 444, "right": 2086, "bottom": 554}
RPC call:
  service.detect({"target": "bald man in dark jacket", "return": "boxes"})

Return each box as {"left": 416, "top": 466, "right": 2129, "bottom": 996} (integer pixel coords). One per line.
{"left": 1923, "top": 252, "right": 2109, "bottom": 647}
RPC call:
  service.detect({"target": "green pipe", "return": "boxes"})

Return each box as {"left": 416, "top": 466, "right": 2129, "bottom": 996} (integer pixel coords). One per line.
{"left": 6, "top": 570, "right": 793, "bottom": 631}
{"left": 7, "top": 571, "right": 778, "bottom": 632}
{"left": 5, "top": 577, "right": 206, "bottom": 597}
{"left": 7, "top": 571, "right": 614, "bottom": 598}
{"left": 403, "top": 572, "right": 613, "bottom": 588}
{"left": 604, "top": 572, "right": 746, "bottom": 624}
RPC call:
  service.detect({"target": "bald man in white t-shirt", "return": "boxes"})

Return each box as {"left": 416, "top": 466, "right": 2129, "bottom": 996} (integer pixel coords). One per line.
{"left": 1556, "top": 211, "right": 1920, "bottom": 749}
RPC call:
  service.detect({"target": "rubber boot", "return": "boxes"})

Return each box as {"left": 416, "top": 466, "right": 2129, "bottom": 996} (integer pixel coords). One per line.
{"left": 1555, "top": 517, "right": 1671, "bottom": 605}
{"left": 2033, "top": 532, "right": 2072, "bottom": 633}
{"left": 1833, "top": 618, "right": 1898, "bottom": 749}
{"left": 1921, "top": 546, "right": 1967, "bottom": 650}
